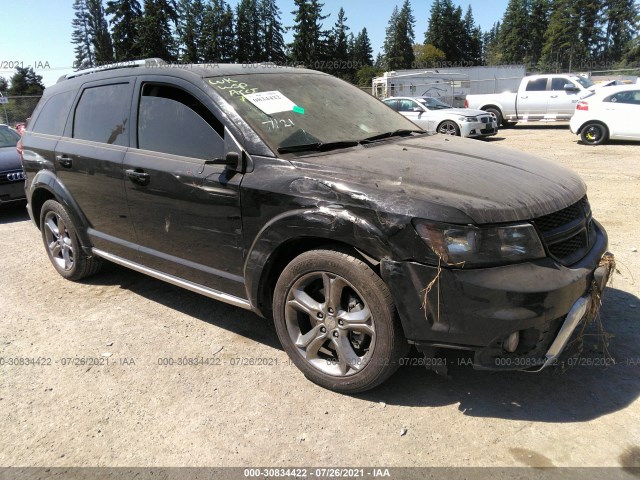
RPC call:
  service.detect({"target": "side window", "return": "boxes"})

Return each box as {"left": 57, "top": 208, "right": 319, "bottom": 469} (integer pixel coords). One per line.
{"left": 550, "top": 78, "right": 570, "bottom": 91}
{"left": 0, "top": 129, "right": 20, "bottom": 147}
{"left": 526, "top": 78, "right": 548, "bottom": 92}
{"left": 137, "top": 84, "right": 224, "bottom": 160}
{"left": 398, "top": 99, "right": 418, "bottom": 112}
{"left": 383, "top": 100, "right": 398, "bottom": 111}
{"left": 609, "top": 90, "right": 640, "bottom": 105}
{"left": 73, "top": 83, "right": 130, "bottom": 146}
{"left": 31, "top": 91, "right": 75, "bottom": 136}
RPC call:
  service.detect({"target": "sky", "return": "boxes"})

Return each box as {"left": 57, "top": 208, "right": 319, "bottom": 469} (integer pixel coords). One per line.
{"left": 0, "top": 0, "right": 509, "bottom": 87}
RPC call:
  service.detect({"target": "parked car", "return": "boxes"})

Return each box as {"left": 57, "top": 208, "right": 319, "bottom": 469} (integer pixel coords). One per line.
{"left": 0, "top": 124, "right": 26, "bottom": 205}
{"left": 465, "top": 74, "right": 600, "bottom": 126}
{"left": 570, "top": 84, "right": 640, "bottom": 145}
{"left": 383, "top": 96, "right": 498, "bottom": 138}
{"left": 20, "top": 60, "right": 612, "bottom": 393}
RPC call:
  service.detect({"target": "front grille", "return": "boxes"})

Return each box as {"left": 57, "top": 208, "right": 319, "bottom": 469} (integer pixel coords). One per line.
{"left": 532, "top": 196, "right": 593, "bottom": 266}
{"left": 0, "top": 169, "right": 25, "bottom": 185}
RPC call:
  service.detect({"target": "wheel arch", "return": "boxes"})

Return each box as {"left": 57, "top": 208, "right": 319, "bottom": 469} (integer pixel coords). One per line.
{"left": 244, "top": 208, "right": 393, "bottom": 318}
{"left": 28, "top": 170, "right": 92, "bottom": 248}
{"left": 575, "top": 119, "right": 608, "bottom": 135}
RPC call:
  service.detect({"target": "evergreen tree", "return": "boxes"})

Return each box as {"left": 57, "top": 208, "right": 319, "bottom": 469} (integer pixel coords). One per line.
{"left": 87, "top": 0, "right": 114, "bottom": 65}
{"left": 602, "top": 0, "right": 638, "bottom": 63}
{"left": 413, "top": 43, "right": 446, "bottom": 68}
{"left": 71, "top": 0, "right": 94, "bottom": 69}
{"left": 0, "top": 77, "right": 8, "bottom": 94}
{"left": 289, "top": 0, "right": 330, "bottom": 69}
{"left": 106, "top": 0, "right": 142, "bottom": 61}
{"left": 201, "top": 0, "right": 235, "bottom": 63}
{"left": 138, "top": 0, "right": 178, "bottom": 61}
{"left": 235, "top": 0, "right": 261, "bottom": 62}
{"left": 577, "top": 0, "right": 603, "bottom": 61}
{"left": 499, "top": 0, "right": 530, "bottom": 65}
{"left": 7, "top": 67, "right": 45, "bottom": 96}
{"left": 352, "top": 28, "right": 374, "bottom": 68}
{"left": 463, "top": 6, "right": 482, "bottom": 65}
{"left": 482, "top": 21, "right": 502, "bottom": 64}
{"left": 176, "top": 0, "right": 205, "bottom": 62}
{"left": 327, "top": 7, "right": 350, "bottom": 77}
{"left": 540, "top": 0, "right": 583, "bottom": 71}
{"left": 528, "top": 0, "right": 549, "bottom": 66}
{"left": 383, "top": 0, "right": 415, "bottom": 70}
{"left": 424, "top": 0, "right": 464, "bottom": 63}
{"left": 257, "top": 0, "right": 286, "bottom": 62}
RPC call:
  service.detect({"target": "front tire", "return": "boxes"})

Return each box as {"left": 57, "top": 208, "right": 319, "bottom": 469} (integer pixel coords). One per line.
{"left": 40, "top": 199, "right": 102, "bottom": 281}
{"left": 437, "top": 120, "right": 460, "bottom": 136}
{"left": 273, "top": 249, "right": 408, "bottom": 393}
{"left": 580, "top": 122, "right": 608, "bottom": 145}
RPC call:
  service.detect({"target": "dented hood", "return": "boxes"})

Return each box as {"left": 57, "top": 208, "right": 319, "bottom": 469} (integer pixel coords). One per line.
{"left": 289, "top": 134, "right": 586, "bottom": 224}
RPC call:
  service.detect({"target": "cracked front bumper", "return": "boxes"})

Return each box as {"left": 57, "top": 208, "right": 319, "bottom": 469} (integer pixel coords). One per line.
{"left": 380, "top": 221, "right": 609, "bottom": 370}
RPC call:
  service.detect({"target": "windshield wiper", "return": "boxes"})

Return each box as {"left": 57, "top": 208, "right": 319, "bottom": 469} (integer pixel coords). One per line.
{"left": 359, "top": 129, "right": 425, "bottom": 144}
{"left": 277, "top": 140, "right": 359, "bottom": 154}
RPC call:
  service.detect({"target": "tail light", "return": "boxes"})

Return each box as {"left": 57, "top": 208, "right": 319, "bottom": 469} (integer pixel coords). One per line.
{"left": 576, "top": 101, "right": 589, "bottom": 111}
{"left": 16, "top": 139, "right": 23, "bottom": 161}
{"left": 464, "top": 99, "right": 469, "bottom": 108}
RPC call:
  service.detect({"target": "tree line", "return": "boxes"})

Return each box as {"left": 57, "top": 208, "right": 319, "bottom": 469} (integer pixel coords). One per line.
{"left": 1, "top": 0, "right": 638, "bottom": 98}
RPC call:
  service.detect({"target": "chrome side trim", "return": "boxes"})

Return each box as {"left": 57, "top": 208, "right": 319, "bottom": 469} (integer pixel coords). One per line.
{"left": 92, "top": 248, "right": 252, "bottom": 310}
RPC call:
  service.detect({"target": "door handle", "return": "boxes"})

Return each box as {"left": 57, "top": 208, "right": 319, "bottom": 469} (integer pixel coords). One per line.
{"left": 126, "top": 168, "right": 150, "bottom": 186}
{"left": 550, "top": 95, "right": 558, "bottom": 98}
{"left": 520, "top": 95, "right": 528, "bottom": 99}
{"left": 55, "top": 155, "right": 72, "bottom": 168}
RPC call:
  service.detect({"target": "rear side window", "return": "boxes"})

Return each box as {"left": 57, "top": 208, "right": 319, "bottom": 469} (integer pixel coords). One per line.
{"left": 607, "top": 90, "right": 640, "bottom": 105}
{"left": 73, "top": 83, "right": 131, "bottom": 146}
{"left": 398, "top": 99, "right": 419, "bottom": 112}
{"left": 31, "top": 91, "right": 75, "bottom": 136}
{"left": 137, "top": 84, "right": 224, "bottom": 160}
{"left": 526, "top": 78, "right": 548, "bottom": 92}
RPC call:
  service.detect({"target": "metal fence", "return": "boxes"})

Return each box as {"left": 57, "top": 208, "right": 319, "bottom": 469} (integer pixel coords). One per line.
{"left": 0, "top": 95, "right": 42, "bottom": 126}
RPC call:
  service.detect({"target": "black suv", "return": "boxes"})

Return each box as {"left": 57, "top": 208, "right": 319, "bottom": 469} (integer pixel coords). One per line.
{"left": 20, "top": 60, "right": 612, "bottom": 392}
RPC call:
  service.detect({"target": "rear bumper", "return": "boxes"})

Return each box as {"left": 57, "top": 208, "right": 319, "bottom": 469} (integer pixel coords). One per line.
{"left": 381, "top": 220, "right": 609, "bottom": 370}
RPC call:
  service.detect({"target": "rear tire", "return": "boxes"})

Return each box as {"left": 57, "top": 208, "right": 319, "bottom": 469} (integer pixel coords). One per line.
{"left": 40, "top": 199, "right": 102, "bottom": 281}
{"left": 273, "top": 249, "right": 408, "bottom": 393}
{"left": 580, "top": 122, "right": 608, "bottom": 145}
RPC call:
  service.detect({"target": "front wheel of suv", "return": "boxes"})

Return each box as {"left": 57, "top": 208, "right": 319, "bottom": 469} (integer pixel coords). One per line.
{"left": 40, "top": 199, "right": 102, "bottom": 281}
{"left": 273, "top": 249, "right": 408, "bottom": 393}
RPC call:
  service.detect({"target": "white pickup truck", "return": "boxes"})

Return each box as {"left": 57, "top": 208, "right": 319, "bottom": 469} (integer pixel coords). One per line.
{"left": 464, "top": 74, "right": 598, "bottom": 126}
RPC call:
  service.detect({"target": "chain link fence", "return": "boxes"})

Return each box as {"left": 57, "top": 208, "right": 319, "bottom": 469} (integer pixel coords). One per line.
{"left": 0, "top": 95, "right": 42, "bottom": 126}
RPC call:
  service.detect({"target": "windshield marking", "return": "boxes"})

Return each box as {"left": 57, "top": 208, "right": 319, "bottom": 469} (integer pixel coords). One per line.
{"left": 244, "top": 90, "right": 304, "bottom": 115}
{"left": 207, "top": 78, "right": 258, "bottom": 97}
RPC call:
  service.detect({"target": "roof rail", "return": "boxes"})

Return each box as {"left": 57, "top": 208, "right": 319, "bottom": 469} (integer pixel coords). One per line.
{"left": 58, "top": 58, "right": 166, "bottom": 83}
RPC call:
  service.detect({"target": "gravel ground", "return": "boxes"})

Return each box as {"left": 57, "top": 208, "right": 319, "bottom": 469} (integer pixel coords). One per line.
{"left": 1, "top": 124, "right": 639, "bottom": 469}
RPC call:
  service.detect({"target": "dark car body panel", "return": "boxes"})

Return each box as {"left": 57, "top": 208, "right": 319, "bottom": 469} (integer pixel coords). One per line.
{"left": 21, "top": 64, "right": 608, "bottom": 368}
{"left": 0, "top": 127, "right": 26, "bottom": 204}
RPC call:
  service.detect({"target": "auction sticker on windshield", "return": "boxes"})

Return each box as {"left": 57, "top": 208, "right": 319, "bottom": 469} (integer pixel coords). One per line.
{"left": 244, "top": 91, "right": 304, "bottom": 115}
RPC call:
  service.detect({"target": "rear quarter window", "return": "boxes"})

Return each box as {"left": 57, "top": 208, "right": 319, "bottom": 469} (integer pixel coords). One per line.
{"left": 30, "top": 91, "right": 75, "bottom": 136}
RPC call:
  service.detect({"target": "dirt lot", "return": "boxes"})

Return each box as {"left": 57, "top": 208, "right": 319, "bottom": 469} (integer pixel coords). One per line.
{"left": 1, "top": 124, "right": 639, "bottom": 469}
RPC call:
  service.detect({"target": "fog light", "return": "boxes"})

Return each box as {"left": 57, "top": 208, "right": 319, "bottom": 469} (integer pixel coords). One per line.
{"left": 503, "top": 331, "right": 520, "bottom": 353}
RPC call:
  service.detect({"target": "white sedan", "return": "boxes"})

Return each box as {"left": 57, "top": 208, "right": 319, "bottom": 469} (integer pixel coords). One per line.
{"left": 383, "top": 96, "right": 498, "bottom": 138}
{"left": 570, "top": 84, "right": 640, "bottom": 145}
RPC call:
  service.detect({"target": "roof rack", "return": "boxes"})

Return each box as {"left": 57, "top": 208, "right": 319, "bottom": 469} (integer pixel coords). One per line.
{"left": 58, "top": 58, "right": 166, "bottom": 83}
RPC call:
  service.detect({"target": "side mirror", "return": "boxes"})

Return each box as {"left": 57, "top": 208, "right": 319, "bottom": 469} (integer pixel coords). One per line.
{"left": 205, "top": 151, "right": 242, "bottom": 170}
{"left": 564, "top": 83, "right": 579, "bottom": 92}
{"left": 412, "top": 107, "right": 423, "bottom": 112}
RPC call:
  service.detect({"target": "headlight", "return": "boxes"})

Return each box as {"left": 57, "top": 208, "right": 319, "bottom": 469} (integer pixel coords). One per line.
{"left": 413, "top": 220, "right": 546, "bottom": 267}
{"left": 459, "top": 116, "right": 478, "bottom": 122}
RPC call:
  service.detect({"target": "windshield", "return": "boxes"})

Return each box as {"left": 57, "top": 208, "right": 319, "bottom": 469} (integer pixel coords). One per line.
{"left": 416, "top": 97, "right": 452, "bottom": 110}
{"left": 206, "top": 73, "right": 419, "bottom": 153}
{"left": 574, "top": 76, "right": 595, "bottom": 89}
{"left": 0, "top": 128, "right": 20, "bottom": 148}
